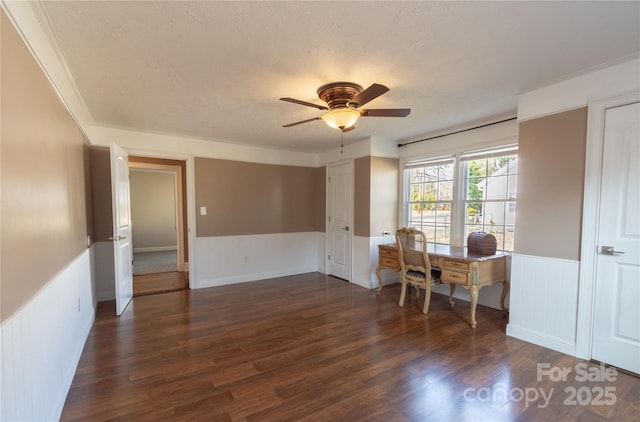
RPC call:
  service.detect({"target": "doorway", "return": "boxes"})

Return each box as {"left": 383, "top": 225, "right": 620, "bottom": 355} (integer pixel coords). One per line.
{"left": 129, "top": 156, "right": 189, "bottom": 296}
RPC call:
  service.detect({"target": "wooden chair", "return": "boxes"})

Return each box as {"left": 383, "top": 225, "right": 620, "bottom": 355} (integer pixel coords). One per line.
{"left": 396, "top": 227, "right": 445, "bottom": 314}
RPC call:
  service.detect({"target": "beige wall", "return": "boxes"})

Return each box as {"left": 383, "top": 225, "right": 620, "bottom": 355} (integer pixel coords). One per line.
{"left": 371, "top": 157, "right": 399, "bottom": 237}
{"left": 354, "top": 157, "right": 371, "bottom": 237}
{"left": 195, "top": 158, "right": 325, "bottom": 236}
{"left": 515, "top": 107, "right": 587, "bottom": 261}
{"left": 130, "top": 170, "right": 177, "bottom": 249}
{"left": 1, "top": 12, "right": 91, "bottom": 321}
{"left": 354, "top": 156, "right": 399, "bottom": 237}
{"left": 90, "top": 147, "right": 113, "bottom": 242}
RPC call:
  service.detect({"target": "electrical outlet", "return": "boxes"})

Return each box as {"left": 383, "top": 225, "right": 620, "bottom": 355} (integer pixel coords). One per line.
{"left": 77, "top": 298, "right": 81, "bottom": 312}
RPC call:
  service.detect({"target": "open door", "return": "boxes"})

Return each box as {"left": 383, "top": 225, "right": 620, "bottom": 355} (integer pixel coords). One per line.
{"left": 110, "top": 143, "right": 133, "bottom": 315}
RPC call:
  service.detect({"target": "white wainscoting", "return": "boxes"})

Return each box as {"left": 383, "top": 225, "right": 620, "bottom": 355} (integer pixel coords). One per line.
{"left": 351, "top": 235, "right": 373, "bottom": 289}
{"left": 352, "top": 235, "right": 399, "bottom": 289}
{"left": 193, "top": 232, "right": 323, "bottom": 289}
{"left": 506, "top": 253, "right": 580, "bottom": 356}
{"left": 1, "top": 248, "right": 96, "bottom": 421}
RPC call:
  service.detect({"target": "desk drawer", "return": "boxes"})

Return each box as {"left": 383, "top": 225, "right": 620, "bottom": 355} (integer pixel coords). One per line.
{"left": 443, "top": 259, "right": 470, "bottom": 271}
{"left": 380, "top": 248, "right": 398, "bottom": 259}
{"left": 380, "top": 257, "right": 400, "bottom": 270}
{"left": 430, "top": 258, "right": 439, "bottom": 269}
{"left": 442, "top": 269, "right": 471, "bottom": 285}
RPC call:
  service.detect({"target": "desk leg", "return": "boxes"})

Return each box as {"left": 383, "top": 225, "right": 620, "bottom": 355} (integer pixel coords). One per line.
{"left": 469, "top": 285, "right": 479, "bottom": 329}
{"left": 376, "top": 266, "right": 383, "bottom": 295}
{"left": 500, "top": 280, "right": 510, "bottom": 314}
{"left": 448, "top": 284, "right": 456, "bottom": 307}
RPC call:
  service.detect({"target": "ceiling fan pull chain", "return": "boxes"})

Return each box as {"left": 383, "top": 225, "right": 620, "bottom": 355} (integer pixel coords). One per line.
{"left": 340, "top": 131, "right": 344, "bottom": 154}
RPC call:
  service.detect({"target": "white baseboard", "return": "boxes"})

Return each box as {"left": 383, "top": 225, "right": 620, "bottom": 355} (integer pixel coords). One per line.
{"left": 196, "top": 266, "right": 318, "bottom": 289}
{"left": 506, "top": 324, "right": 577, "bottom": 356}
{"left": 350, "top": 277, "right": 374, "bottom": 289}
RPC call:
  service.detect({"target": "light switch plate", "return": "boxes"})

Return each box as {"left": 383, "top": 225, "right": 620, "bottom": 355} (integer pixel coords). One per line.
{"left": 200, "top": 206, "right": 207, "bottom": 216}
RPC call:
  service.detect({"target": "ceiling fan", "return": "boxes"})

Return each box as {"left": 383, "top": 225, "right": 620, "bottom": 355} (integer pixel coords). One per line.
{"left": 280, "top": 82, "right": 411, "bottom": 132}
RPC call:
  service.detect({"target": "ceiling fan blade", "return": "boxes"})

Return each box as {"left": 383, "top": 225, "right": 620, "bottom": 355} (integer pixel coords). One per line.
{"left": 282, "top": 117, "right": 321, "bottom": 127}
{"left": 349, "top": 83, "right": 389, "bottom": 107}
{"left": 361, "top": 108, "right": 411, "bottom": 117}
{"left": 280, "top": 97, "right": 328, "bottom": 111}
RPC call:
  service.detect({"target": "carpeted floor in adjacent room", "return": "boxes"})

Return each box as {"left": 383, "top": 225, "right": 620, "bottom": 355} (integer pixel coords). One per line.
{"left": 133, "top": 251, "right": 177, "bottom": 275}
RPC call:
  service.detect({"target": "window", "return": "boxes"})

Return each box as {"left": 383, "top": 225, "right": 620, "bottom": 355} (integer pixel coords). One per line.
{"left": 462, "top": 152, "right": 518, "bottom": 251}
{"left": 406, "top": 159, "right": 454, "bottom": 244}
{"left": 403, "top": 146, "right": 518, "bottom": 252}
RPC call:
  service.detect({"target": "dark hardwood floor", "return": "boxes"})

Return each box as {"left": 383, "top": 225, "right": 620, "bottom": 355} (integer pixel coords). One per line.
{"left": 62, "top": 273, "right": 639, "bottom": 421}
{"left": 133, "top": 271, "right": 189, "bottom": 296}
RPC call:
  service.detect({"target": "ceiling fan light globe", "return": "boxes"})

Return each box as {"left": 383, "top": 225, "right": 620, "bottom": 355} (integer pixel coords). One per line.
{"left": 321, "top": 108, "right": 361, "bottom": 130}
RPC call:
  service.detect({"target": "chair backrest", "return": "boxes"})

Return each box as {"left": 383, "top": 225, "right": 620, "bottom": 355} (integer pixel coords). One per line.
{"left": 395, "top": 227, "right": 431, "bottom": 273}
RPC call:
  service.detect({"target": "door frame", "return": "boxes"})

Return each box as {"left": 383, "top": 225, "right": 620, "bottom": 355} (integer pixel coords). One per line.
{"left": 124, "top": 149, "right": 196, "bottom": 289}
{"left": 576, "top": 90, "right": 640, "bottom": 359}
{"left": 128, "top": 161, "right": 187, "bottom": 272}
{"left": 325, "top": 159, "right": 354, "bottom": 281}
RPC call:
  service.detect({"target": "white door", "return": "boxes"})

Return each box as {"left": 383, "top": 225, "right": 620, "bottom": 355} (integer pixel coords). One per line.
{"left": 592, "top": 102, "right": 640, "bottom": 374}
{"left": 110, "top": 143, "right": 134, "bottom": 316}
{"left": 328, "top": 162, "right": 351, "bottom": 281}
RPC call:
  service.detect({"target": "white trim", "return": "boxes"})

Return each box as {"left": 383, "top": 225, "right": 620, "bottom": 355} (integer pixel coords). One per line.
{"left": 1, "top": 0, "right": 93, "bottom": 134}
{"left": 87, "top": 124, "right": 319, "bottom": 167}
{"left": 506, "top": 325, "right": 577, "bottom": 357}
{"left": 517, "top": 58, "right": 640, "bottom": 122}
{"left": 129, "top": 161, "right": 187, "bottom": 272}
{"left": 576, "top": 90, "right": 640, "bottom": 360}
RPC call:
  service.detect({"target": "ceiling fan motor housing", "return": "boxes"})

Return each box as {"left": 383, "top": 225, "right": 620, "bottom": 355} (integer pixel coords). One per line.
{"left": 317, "top": 82, "right": 363, "bottom": 109}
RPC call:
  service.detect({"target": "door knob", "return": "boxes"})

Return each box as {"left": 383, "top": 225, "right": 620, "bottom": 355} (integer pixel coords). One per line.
{"left": 108, "top": 235, "right": 127, "bottom": 241}
{"left": 600, "top": 246, "right": 624, "bottom": 255}
{"left": 342, "top": 226, "right": 350, "bottom": 231}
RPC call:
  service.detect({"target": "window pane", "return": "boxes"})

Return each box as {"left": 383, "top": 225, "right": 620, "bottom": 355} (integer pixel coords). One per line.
{"left": 406, "top": 161, "right": 454, "bottom": 246}
{"left": 462, "top": 155, "right": 518, "bottom": 251}
{"left": 467, "top": 176, "right": 484, "bottom": 200}
{"left": 466, "top": 201, "right": 483, "bottom": 224}
{"left": 485, "top": 175, "right": 509, "bottom": 200}
{"left": 439, "top": 180, "right": 454, "bottom": 200}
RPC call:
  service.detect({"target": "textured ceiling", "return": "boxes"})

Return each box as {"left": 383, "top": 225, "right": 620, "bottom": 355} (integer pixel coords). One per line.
{"left": 40, "top": 1, "right": 640, "bottom": 152}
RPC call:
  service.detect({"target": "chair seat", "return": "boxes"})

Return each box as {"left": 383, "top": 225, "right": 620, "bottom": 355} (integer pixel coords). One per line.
{"left": 406, "top": 269, "right": 441, "bottom": 281}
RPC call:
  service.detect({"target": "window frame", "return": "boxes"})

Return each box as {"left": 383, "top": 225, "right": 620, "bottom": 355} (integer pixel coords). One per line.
{"left": 401, "top": 144, "right": 518, "bottom": 252}
{"left": 404, "top": 157, "right": 456, "bottom": 245}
